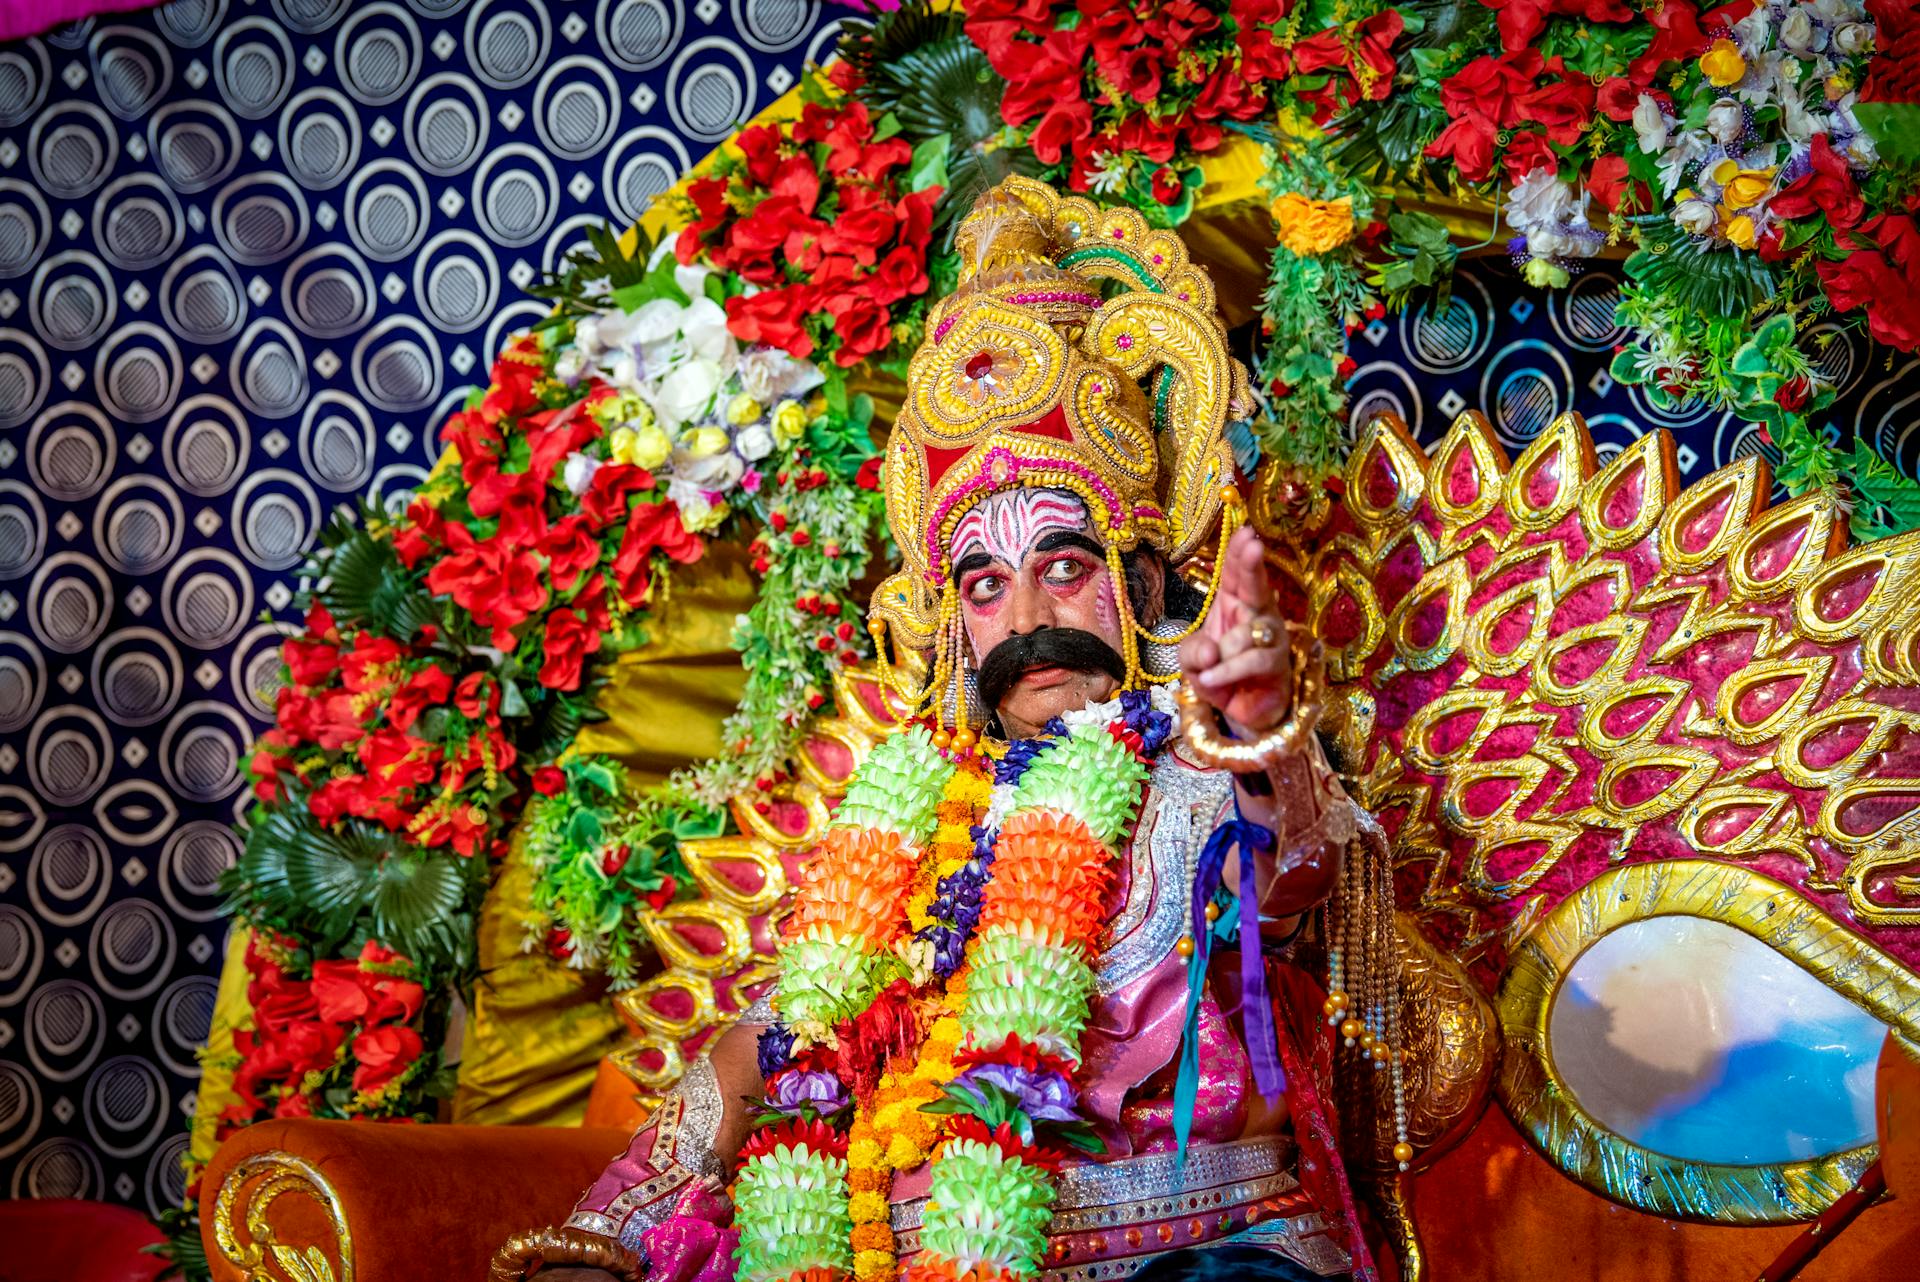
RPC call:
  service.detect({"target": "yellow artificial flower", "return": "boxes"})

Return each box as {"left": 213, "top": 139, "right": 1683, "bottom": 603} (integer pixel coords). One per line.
{"left": 772, "top": 398, "right": 809, "bottom": 447}
{"left": 680, "top": 425, "right": 730, "bottom": 458}
{"left": 726, "top": 393, "right": 764, "bottom": 425}
{"left": 848, "top": 1138, "right": 884, "bottom": 1168}
{"left": 608, "top": 422, "right": 671, "bottom": 469}
{"left": 884, "top": 1131, "right": 925, "bottom": 1169}
{"left": 1701, "top": 38, "right": 1746, "bottom": 87}
{"left": 1724, "top": 214, "right": 1758, "bottom": 248}
{"left": 853, "top": 1250, "right": 894, "bottom": 1282}
{"left": 848, "top": 1192, "right": 890, "bottom": 1223}
{"left": 1523, "top": 257, "right": 1571, "bottom": 289}
{"left": 1269, "top": 193, "right": 1356, "bottom": 257}
{"left": 1721, "top": 168, "right": 1776, "bottom": 211}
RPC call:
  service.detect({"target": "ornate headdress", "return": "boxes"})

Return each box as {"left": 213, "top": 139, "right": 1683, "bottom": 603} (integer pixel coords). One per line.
{"left": 868, "top": 177, "right": 1256, "bottom": 731}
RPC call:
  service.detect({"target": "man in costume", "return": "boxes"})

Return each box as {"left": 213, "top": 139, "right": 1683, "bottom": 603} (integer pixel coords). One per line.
{"left": 500, "top": 179, "right": 1393, "bottom": 1282}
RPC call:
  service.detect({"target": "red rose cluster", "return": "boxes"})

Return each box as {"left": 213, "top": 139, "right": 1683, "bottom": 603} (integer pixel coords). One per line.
{"left": 226, "top": 938, "right": 429, "bottom": 1126}
{"left": 966, "top": 0, "right": 1400, "bottom": 192}
{"left": 678, "top": 66, "right": 939, "bottom": 368}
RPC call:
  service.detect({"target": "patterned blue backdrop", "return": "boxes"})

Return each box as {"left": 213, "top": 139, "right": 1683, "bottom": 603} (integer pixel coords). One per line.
{"left": 2, "top": 0, "right": 1917, "bottom": 1221}
{"left": 0, "top": 0, "right": 850, "bottom": 1213}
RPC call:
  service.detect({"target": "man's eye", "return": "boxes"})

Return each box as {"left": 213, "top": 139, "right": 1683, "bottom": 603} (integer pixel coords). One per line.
{"left": 966, "top": 576, "right": 1002, "bottom": 601}
{"left": 1043, "top": 559, "right": 1084, "bottom": 583}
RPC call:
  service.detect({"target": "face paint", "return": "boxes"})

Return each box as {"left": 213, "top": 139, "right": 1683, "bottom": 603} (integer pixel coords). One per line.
{"left": 1095, "top": 575, "right": 1117, "bottom": 634}
{"left": 949, "top": 489, "right": 1088, "bottom": 571}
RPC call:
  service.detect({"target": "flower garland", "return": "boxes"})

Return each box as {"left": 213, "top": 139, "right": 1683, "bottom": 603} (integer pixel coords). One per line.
{"left": 964, "top": 0, "right": 1404, "bottom": 222}
{"left": 739, "top": 693, "right": 1172, "bottom": 1281}
{"left": 1244, "top": 0, "right": 1920, "bottom": 536}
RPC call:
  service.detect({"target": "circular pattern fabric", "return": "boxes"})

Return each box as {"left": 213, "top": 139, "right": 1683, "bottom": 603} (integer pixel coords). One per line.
{"left": 0, "top": 0, "right": 846, "bottom": 1213}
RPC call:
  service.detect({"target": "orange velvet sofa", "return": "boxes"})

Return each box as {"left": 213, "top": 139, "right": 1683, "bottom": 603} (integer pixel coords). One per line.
{"left": 201, "top": 1038, "right": 1920, "bottom": 1282}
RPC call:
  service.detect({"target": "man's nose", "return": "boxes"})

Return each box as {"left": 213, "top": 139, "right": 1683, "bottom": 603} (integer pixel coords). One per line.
{"left": 1005, "top": 578, "right": 1055, "bottom": 637}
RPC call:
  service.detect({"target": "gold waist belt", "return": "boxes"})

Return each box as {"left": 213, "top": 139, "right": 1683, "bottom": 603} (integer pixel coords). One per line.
{"left": 889, "top": 1134, "right": 1351, "bottom": 1279}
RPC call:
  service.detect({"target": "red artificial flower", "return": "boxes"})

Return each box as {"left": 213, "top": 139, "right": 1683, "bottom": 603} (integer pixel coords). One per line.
{"left": 612, "top": 501, "right": 705, "bottom": 606}
{"left": 1502, "top": 130, "right": 1560, "bottom": 182}
{"left": 1238, "top": 27, "right": 1292, "bottom": 83}
{"left": 532, "top": 765, "right": 566, "bottom": 796}
{"left": 487, "top": 345, "right": 542, "bottom": 418}
{"left": 943, "top": 1115, "right": 1069, "bottom": 1174}
{"left": 1819, "top": 214, "right": 1920, "bottom": 352}
{"left": 412, "top": 792, "right": 494, "bottom": 857}
{"left": 964, "top": 0, "right": 1054, "bottom": 72}
{"left": 1028, "top": 98, "right": 1095, "bottom": 166}
{"left": 1294, "top": 11, "right": 1401, "bottom": 102}
{"left": 1440, "top": 50, "right": 1543, "bottom": 129}
{"left": 1192, "top": 68, "right": 1266, "bottom": 123}
{"left": 829, "top": 295, "right": 895, "bottom": 368}
{"left": 870, "top": 245, "right": 930, "bottom": 306}
{"left": 1595, "top": 77, "right": 1650, "bottom": 123}
{"left": 820, "top": 203, "right": 899, "bottom": 268}
{"left": 1426, "top": 111, "right": 1500, "bottom": 185}
{"left": 1631, "top": 0, "right": 1711, "bottom": 79}
{"left": 455, "top": 671, "right": 499, "bottom": 722}
{"left": 855, "top": 456, "right": 883, "bottom": 491}
{"left": 440, "top": 407, "right": 503, "bottom": 473}
{"left": 391, "top": 497, "right": 448, "bottom": 568}
{"left": 388, "top": 663, "right": 453, "bottom": 733}
{"left": 1516, "top": 58, "right": 1596, "bottom": 146}
{"left": 540, "top": 515, "right": 602, "bottom": 593}
{"left": 727, "top": 286, "right": 818, "bottom": 360}
{"left": 1150, "top": 166, "right": 1185, "bottom": 206}
{"left": 339, "top": 633, "right": 407, "bottom": 699}
{"left": 734, "top": 121, "right": 786, "bottom": 187}
{"left": 1480, "top": 0, "right": 1632, "bottom": 55}
{"left": 273, "top": 1092, "right": 314, "bottom": 1120}
{"left": 998, "top": 28, "right": 1087, "bottom": 129}
{"left": 1863, "top": 0, "right": 1920, "bottom": 101}
{"left": 580, "top": 461, "right": 654, "bottom": 529}
{"left": 312, "top": 958, "right": 374, "bottom": 1025}
{"left": 351, "top": 1024, "right": 424, "bottom": 1095}
{"left": 739, "top": 1117, "right": 848, "bottom": 1164}
{"left": 678, "top": 176, "right": 733, "bottom": 264}
{"left": 522, "top": 402, "right": 602, "bottom": 487}
{"left": 424, "top": 525, "right": 550, "bottom": 649}
{"left": 1111, "top": 114, "right": 1181, "bottom": 165}
{"left": 1774, "top": 377, "right": 1811, "bottom": 412}
{"left": 467, "top": 463, "right": 550, "bottom": 550}
{"left": 537, "top": 606, "right": 605, "bottom": 692}
{"left": 1158, "top": 0, "right": 1221, "bottom": 45}
{"left": 1586, "top": 154, "right": 1649, "bottom": 213}
{"left": 642, "top": 874, "right": 678, "bottom": 911}
{"left": 358, "top": 726, "right": 438, "bottom": 791}
{"left": 1770, "top": 134, "right": 1866, "bottom": 232}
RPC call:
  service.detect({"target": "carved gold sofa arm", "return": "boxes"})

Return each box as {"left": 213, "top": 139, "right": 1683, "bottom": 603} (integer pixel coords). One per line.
{"left": 200, "top": 1119, "right": 632, "bottom": 1282}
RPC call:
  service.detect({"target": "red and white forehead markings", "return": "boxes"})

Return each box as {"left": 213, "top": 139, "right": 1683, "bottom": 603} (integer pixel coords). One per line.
{"left": 949, "top": 489, "right": 1089, "bottom": 569}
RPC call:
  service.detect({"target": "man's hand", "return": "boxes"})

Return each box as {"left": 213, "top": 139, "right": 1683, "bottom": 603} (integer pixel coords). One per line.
{"left": 1179, "top": 525, "right": 1292, "bottom": 736}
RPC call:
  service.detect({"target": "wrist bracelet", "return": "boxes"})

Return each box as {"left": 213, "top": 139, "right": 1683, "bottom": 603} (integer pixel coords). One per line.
{"left": 488, "top": 1225, "right": 644, "bottom": 1282}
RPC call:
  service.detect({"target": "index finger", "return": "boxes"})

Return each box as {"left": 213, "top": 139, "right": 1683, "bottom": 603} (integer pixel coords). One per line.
{"left": 1219, "top": 525, "right": 1272, "bottom": 615}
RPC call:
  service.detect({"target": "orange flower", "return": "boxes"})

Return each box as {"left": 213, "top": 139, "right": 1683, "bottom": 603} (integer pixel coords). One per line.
{"left": 1269, "top": 193, "right": 1356, "bottom": 257}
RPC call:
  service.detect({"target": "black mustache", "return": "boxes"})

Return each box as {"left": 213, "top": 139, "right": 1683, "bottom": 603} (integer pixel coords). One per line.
{"left": 976, "top": 628, "right": 1126, "bottom": 712}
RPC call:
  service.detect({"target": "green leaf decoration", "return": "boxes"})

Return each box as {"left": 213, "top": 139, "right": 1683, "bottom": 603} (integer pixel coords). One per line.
{"left": 1609, "top": 349, "right": 1646, "bottom": 385}
{"left": 906, "top": 132, "right": 951, "bottom": 194}
{"left": 1855, "top": 103, "right": 1920, "bottom": 170}
{"left": 1623, "top": 228, "right": 1777, "bottom": 319}
{"left": 317, "top": 518, "right": 439, "bottom": 641}
{"left": 368, "top": 853, "right": 469, "bottom": 961}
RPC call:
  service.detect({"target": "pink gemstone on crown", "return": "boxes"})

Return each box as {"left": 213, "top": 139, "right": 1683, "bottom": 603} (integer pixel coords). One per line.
{"left": 1152, "top": 254, "right": 1164, "bottom": 265}
{"left": 1112, "top": 228, "right": 1125, "bottom": 239}
{"left": 1116, "top": 333, "right": 1134, "bottom": 350}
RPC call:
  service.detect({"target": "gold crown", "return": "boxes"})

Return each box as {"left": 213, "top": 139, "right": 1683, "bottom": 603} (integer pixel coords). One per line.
{"left": 867, "top": 178, "right": 1254, "bottom": 723}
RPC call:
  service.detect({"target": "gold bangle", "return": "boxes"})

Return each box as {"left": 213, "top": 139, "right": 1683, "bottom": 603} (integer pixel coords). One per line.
{"left": 488, "top": 1225, "right": 644, "bottom": 1282}
{"left": 1175, "top": 637, "right": 1325, "bottom": 772}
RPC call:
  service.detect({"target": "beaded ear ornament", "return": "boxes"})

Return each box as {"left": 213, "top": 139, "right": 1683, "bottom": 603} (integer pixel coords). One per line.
{"left": 866, "top": 177, "right": 1258, "bottom": 733}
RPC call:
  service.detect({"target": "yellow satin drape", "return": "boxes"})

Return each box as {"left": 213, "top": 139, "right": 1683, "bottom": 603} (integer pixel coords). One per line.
{"left": 452, "top": 542, "right": 761, "bottom": 1124}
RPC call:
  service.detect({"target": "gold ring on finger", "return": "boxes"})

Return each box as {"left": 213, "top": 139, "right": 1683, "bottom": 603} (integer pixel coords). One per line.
{"left": 1248, "top": 619, "right": 1279, "bottom": 648}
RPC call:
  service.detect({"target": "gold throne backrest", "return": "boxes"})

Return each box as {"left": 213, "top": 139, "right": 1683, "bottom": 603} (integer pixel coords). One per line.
{"left": 1258, "top": 408, "right": 1920, "bottom": 1223}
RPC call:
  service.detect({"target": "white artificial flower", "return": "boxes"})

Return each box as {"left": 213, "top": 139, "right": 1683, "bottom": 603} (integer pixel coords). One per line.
{"left": 1778, "top": 79, "right": 1827, "bottom": 143}
{"left": 734, "top": 423, "right": 776, "bottom": 462}
{"left": 627, "top": 298, "right": 688, "bottom": 346}
{"left": 603, "top": 349, "right": 641, "bottom": 390}
{"left": 681, "top": 296, "right": 734, "bottom": 365}
{"left": 1706, "top": 98, "right": 1747, "bottom": 145}
{"left": 1778, "top": 7, "right": 1824, "bottom": 55}
{"left": 736, "top": 347, "right": 826, "bottom": 403}
{"left": 1085, "top": 153, "right": 1130, "bottom": 196}
{"left": 1528, "top": 227, "right": 1565, "bottom": 258}
{"left": 1811, "top": 0, "right": 1864, "bottom": 25}
{"left": 561, "top": 451, "right": 600, "bottom": 496}
{"left": 572, "top": 315, "right": 603, "bottom": 356}
{"left": 1731, "top": 5, "right": 1773, "bottom": 55}
{"left": 1658, "top": 130, "right": 1711, "bottom": 195}
{"left": 672, "top": 445, "right": 745, "bottom": 491}
{"left": 1829, "top": 93, "right": 1879, "bottom": 167}
{"left": 1833, "top": 21, "right": 1874, "bottom": 54}
{"left": 1673, "top": 197, "right": 1718, "bottom": 236}
{"left": 1505, "top": 167, "right": 1574, "bottom": 234}
{"left": 1736, "top": 52, "right": 1786, "bottom": 106}
{"left": 654, "top": 358, "right": 726, "bottom": 428}
{"left": 552, "top": 347, "right": 586, "bottom": 383}
{"left": 1633, "top": 94, "right": 1675, "bottom": 154}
